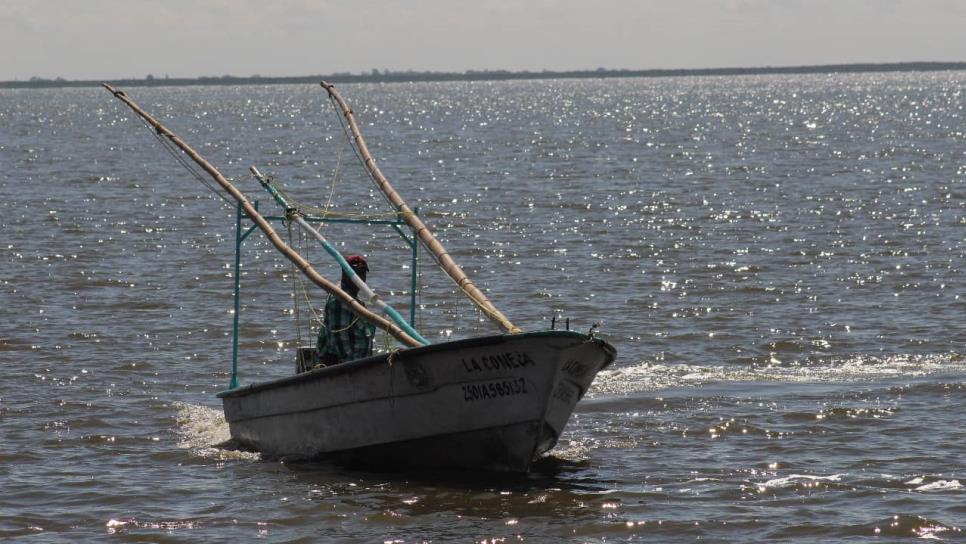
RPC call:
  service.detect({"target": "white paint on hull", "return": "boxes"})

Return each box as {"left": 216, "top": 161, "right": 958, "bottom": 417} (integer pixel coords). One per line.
{"left": 218, "top": 331, "right": 615, "bottom": 471}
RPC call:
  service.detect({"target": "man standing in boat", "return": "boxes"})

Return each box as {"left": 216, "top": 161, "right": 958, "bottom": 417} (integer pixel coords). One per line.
{"left": 317, "top": 255, "right": 376, "bottom": 365}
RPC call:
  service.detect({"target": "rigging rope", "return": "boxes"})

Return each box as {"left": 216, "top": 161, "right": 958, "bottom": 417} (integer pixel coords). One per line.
{"left": 262, "top": 172, "right": 404, "bottom": 221}
{"left": 319, "top": 141, "right": 343, "bottom": 217}
{"left": 134, "top": 114, "right": 235, "bottom": 207}
{"left": 290, "top": 220, "right": 324, "bottom": 345}
{"left": 324, "top": 94, "right": 397, "bottom": 212}
{"left": 287, "top": 221, "right": 303, "bottom": 347}
{"left": 319, "top": 92, "right": 506, "bottom": 334}
{"left": 140, "top": 95, "right": 499, "bottom": 336}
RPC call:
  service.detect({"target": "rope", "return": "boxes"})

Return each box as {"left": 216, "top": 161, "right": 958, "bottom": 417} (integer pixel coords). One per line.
{"left": 317, "top": 296, "right": 361, "bottom": 333}
{"left": 297, "top": 207, "right": 408, "bottom": 220}
{"left": 381, "top": 327, "right": 394, "bottom": 353}
{"left": 264, "top": 167, "right": 406, "bottom": 221}
{"left": 321, "top": 93, "right": 506, "bottom": 333}
{"left": 319, "top": 142, "right": 343, "bottom": 217}
{"left": 317, "top": 89, "right": 508, "bottom": 336}
{"left": 416, "top": 246, "right": 423, "bottom": 335}
{"left": 295, "top": 224, "right": 324, "bottom": 331}
{"left": 324, "top": 94, "right": 397, "bottom": 211}
{"left": 287, "top": 219, "right": 327, "bottom": 347}
{"left": 134, "top": 114, "right": 235, "bottom": 207}
{"left": 288, "top": 221, "right": 302, "bottom": 346}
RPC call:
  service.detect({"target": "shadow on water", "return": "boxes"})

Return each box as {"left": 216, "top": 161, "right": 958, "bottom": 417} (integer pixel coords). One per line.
{"left": 278, "top": 458, "right": 617, "bottom": 523}
{"left": 214, "top": 436, "right": 601, "bottom": 490}
{"left": 298, "top": 453, "right": 594, "bottom": 490}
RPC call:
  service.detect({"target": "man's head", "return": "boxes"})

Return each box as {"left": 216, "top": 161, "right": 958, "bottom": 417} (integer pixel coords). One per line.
{"left": 340, "top": 255, "right": 368, "bottom": 298}
{"left": 345, "top": 255, "right": 368, "bottom": 281}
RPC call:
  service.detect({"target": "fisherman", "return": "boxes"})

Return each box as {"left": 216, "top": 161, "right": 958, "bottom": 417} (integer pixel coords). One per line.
{"left": 316, "top": 255, "right": 376, "bottom": 365}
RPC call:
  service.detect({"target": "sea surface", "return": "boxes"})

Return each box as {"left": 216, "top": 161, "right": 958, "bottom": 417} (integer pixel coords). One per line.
{"left": 1, "top": 73, "right": 964, "bottom": 542}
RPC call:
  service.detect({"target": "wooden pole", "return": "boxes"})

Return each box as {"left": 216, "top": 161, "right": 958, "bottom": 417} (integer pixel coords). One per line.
{"left": 321, "top": 81, "right": 521, "bottom": 334}
{"left": 103, "top": 84, "right": 423, "bottom": 348}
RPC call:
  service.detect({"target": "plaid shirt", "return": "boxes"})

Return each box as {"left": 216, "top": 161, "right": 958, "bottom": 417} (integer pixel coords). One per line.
{"left": 317, "top": 295, "right": 375, "bottom": 363}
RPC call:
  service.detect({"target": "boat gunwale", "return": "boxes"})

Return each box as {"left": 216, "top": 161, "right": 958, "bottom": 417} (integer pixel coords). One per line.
{"left": 217, "top": 330, "right": 615, "bottom": 399}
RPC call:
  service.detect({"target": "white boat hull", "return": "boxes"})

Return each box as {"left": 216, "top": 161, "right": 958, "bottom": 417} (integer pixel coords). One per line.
{"left": 218, "top": 331, "right": 616, "bottom": 472}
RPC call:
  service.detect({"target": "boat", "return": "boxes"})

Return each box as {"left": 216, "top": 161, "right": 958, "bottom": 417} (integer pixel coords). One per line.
{"left": 220, "top": 331, "right": 613, "bottom": 471}
{"left": 105, "top": 82, "right": 616, "bottom": 472}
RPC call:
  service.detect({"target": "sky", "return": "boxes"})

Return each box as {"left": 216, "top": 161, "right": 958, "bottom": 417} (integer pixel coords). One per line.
{"left": 2, "top": 0, "right": 965, "bottom": 81}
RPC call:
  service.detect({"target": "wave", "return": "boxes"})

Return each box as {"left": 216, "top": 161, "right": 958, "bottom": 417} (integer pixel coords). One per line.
{"left": 172, "top": 402, "right": 259, "bottom": 461}
{"left": 760, "top": 473, "right": 844, "bottom": 490}
{"left": 590, "top": 352, "right": 966, "bottom": 397}
{"left": 911, "top": 479, "right": 963, "bottom": 492}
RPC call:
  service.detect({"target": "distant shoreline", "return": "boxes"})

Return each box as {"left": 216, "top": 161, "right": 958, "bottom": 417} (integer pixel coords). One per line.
{"left": 3, "top": 62, "right": 965, "bottom": 90}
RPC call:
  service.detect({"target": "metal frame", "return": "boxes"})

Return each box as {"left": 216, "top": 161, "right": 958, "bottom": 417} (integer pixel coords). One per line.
{"left": 228, "top": 200, "right": 420, "bottom": 389}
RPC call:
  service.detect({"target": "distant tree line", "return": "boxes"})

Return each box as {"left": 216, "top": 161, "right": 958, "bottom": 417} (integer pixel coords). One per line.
{"left": 4, "top": 62, "right": 966, "bottom": 89}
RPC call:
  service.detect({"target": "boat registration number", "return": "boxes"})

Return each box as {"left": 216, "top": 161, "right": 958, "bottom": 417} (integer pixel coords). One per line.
{"left": 462, "top": 378, "right": 528, "bottom": 402}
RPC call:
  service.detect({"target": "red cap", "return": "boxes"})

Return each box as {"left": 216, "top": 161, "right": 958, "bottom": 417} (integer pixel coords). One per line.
{"left": 345, "top": 255, "right": 369, "bottom": 272}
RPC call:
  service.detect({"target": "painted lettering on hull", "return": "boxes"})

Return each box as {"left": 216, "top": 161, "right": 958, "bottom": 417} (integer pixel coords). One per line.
{"left": 461, "top": 352, "right": 536, "bottom": 374}
{"left": 462, "top": 378, "right": 528, "bottom": 402}
{"left": 552, "top": 382, "right": 576, "bottom": 404}
{"left": 562, "top": 359, "right": 590, "bottom": 379}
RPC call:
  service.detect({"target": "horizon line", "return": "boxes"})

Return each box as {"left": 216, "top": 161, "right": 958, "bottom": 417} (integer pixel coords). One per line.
{"left": 3, "top": 61, "right": 965, "bottom": 89}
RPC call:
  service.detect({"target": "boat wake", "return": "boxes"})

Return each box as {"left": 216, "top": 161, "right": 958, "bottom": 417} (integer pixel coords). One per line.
{"left": 589, "top": 352, "right": 966, "bottom": 397}
{"left": 173, "top": 402, "right": 260, "bottom": 461}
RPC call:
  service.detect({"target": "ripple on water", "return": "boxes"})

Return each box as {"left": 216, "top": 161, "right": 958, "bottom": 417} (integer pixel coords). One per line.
{"left": 2, "top": 73, "right": 964, "bottom": 543}
{"left": 588, "top": 352, "right": 966, "bottom": 397}
{"left": 908, "top": 478, "right": 963, "bottom": 492}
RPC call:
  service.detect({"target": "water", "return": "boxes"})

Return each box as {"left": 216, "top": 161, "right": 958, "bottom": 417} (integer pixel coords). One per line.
{"left": 1, "top": 72, "right": 964, "bottom": 542}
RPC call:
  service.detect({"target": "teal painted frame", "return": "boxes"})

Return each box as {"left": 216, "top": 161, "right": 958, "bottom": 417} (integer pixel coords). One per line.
{"left": 228, "top": 200, "right": 420, "bottom": 389}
